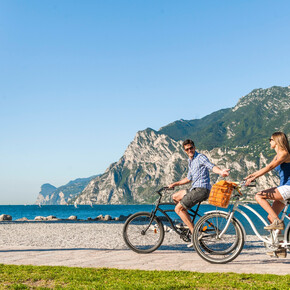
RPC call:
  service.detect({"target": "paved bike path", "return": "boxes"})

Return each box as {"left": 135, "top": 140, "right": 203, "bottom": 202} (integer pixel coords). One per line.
{"left": 0, "top": 246, "right": 289, "bottom": 275}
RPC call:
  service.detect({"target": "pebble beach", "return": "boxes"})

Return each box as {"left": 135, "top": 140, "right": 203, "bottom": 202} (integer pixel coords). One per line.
{"left": 0, "top": 221, "right": 265, "bottom": 252}
{"left": 0, "top": 221, "right": 289, "bottom": 275}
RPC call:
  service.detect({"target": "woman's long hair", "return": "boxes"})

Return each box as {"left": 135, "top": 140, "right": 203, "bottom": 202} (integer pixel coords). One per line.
{"left": 272, "top": 132, "right": 290, "bottom": 154}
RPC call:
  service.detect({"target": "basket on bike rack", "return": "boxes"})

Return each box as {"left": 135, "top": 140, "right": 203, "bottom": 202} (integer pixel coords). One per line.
{"left": 208, "top": 180, "right": 237, "bottom": 208}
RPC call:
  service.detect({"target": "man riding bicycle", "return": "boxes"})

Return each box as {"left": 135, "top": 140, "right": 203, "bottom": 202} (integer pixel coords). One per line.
{"left": 168, "top": 139, "right": 230, "bottom": 243}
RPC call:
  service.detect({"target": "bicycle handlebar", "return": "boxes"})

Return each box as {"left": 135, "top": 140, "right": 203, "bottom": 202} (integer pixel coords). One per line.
{"left": 156, "top": 187, "right": 174, "bottom": 195}
{"left": 156, "top": 180, "right": 256, "bottom": 197}
{"left": 239, "top": 180, "right": 256, "bottom": 188}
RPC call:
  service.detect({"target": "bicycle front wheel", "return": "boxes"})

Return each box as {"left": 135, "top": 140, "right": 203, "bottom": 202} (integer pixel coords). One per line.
{"left": 123, "top": 212, "right": 165, "bottom": 254}
{"left": 286, "top": 225, "right": 290, "bottom": 248}
{"left": 192, "top": 212, "right": 244, "bottom": 264}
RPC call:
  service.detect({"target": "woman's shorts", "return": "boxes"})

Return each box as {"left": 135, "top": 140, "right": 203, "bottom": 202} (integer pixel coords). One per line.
{"left": 180, "top": 187, "right": 210, "bottom": 210}
{"left": 277, "top": 185, "right": 290, "bottom": 201}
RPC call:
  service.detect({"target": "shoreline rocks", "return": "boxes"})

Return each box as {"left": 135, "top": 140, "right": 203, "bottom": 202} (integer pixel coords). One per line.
{"left": 0, "top": 214, "right": 132, "bottom": 222}
{"left": 68, "top": 215, "right": 78, "bottom": 220}
{"left": 0, "top": 214, "right": 12, "bottom": 221}
{"left": 16, "top": 217, "right": 29, "bottom": 221}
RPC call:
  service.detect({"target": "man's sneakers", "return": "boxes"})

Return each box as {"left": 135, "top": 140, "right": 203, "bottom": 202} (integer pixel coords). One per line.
{"left": 264, "top": 218, "right": 284, "bottom": 230}
{"left": 187, "top": 242, "right": 194, "bottom": 248}
{"left": 175, "top": 223, "right": 194, "bottom": 248}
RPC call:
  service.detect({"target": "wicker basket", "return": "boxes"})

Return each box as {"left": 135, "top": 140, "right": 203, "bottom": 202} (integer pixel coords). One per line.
{"left": 208, "top": 180, "right": 237, "bottom": 208}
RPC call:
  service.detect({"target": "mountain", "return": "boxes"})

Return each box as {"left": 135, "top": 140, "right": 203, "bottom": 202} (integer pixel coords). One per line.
{"left": 37, "top": 85, "right": 289, "bottom": 205}
{"left": 36, "top": 184, "right": 57, "bottom": 205}
{"left": 75, "top": 128, "right": 279, "bottom": 205}
{"left": 35, "top": 176, "right": 98, "bottom": 205}
{"left": 159, "top": 86, "right": 290, "bottom": 152}
{"left": 76, "top": 129, "right": 188, "bottom": 204}
{"left": 75, "top": 85, "right": 289, "bottom": 204}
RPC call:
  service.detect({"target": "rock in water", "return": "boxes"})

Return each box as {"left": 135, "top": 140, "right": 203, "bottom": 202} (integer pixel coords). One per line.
{"left": 0, "top": 214, "right": 12, "bottom": 221}
{"left": 34, "top": 216, "right": 47, "bottom": 221}
{"left": 68, "top": 215, "right": 78, "bottom": 220}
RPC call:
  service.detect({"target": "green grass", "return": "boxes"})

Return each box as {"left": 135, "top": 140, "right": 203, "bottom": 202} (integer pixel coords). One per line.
{"left": 0, "top": 264, "right": 289, "bottom": 289}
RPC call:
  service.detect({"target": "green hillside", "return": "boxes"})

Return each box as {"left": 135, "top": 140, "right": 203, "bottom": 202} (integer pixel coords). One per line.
{"left": 159, "top": 86, "right": 290, "bottom": 155}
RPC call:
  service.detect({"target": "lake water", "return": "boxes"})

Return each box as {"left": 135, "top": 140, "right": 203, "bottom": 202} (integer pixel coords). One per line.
{"left": 0, "top": 203, "right": 288, "bottom": 235}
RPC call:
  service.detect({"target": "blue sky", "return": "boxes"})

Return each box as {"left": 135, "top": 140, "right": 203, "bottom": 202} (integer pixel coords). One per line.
{"left": 1, "top": 1, "right": 290, "bottom": 204}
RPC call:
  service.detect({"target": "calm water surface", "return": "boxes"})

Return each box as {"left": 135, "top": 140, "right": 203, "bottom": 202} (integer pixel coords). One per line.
{"left": 0, "top": 203, "right": 288, "bottom": 235}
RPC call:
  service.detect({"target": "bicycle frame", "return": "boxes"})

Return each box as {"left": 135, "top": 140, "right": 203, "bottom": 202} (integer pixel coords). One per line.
{"left": 156, "top": 202, "right": 202, "bottom": 234}
{"left": 146, "top": 187, "right": 202, "bottom": 235}
{"left": 234, "top": 202, "right": 290, "bottom": 244}
{"left": 212, "top": 190, "right": 290, "bottom": 247}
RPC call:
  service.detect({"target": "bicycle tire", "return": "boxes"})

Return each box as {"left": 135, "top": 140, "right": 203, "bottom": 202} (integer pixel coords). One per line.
{"left": 123, "top": 211, "right": 165, "bottom": 254}
{"left": 287, "top": 226, "right": 290, "bottom": 250}
{"left": 192, "top": 212, "right": 244, "bottom": 264}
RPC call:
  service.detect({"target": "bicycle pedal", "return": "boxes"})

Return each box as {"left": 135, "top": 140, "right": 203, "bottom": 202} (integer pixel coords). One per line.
{"left": 180, "top": 231, "right": 191, "bottom": 242}
{"left": 276, "top": 248, "right": 287, "bottom": 258}
{"left": 176, "top": 223, "right": 189, "bottom": 230}
{"left": 266, "top": 248, "right": 287, "bottom": 258}
{"left": 180, "top": 235, "right": 191, "bottom": 242}
{"left": 266, "top": 251, "right": 278, "bottom": 258}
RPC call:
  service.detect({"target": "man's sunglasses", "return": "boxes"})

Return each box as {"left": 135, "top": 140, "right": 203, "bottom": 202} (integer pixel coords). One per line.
{"left": 184, "top": 146, "right": 194, "bottom": 152}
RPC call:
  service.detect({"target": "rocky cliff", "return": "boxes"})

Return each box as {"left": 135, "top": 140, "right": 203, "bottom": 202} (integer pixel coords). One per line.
{"left": 35, "top": 184, "right": 57, "bottom": 205}
{"left": 76, "top": 129, "right": 187, "bottom": 204}
{"left": 35, "top": 176, "right": 98, "bottom": 205}
{"left": 75, "top": 128, "right": 280, "bottom": 204}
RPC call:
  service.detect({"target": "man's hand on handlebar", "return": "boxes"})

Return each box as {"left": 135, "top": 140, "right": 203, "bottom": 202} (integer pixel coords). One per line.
{"left": 221, "top": 169, "right": 230, "bottom": 177}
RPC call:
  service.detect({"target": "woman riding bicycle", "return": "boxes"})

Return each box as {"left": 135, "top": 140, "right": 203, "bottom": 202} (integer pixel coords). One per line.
{"left": 245, "top": 131, "right": 290, "bottom": 231}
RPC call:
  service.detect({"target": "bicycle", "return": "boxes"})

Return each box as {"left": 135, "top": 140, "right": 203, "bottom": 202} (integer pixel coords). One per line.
{"left": 123, "top": 187, "right": 204, "bottom": 253}
{"left": 192, "top": 181, "right": 290, "bottom": 264}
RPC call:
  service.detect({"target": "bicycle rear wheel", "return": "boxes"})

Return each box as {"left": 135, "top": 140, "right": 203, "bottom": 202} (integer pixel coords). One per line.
{"left": 192, "top": 212, "right": 244, "bottom": 264}
{"left": 123, "top": 212, "right": 165, "bottom": 253}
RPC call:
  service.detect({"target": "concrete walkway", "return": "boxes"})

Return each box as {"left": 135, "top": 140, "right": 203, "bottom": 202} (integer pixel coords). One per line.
{"left": 0, "top": 246, "right": 289, "bottom": 275}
